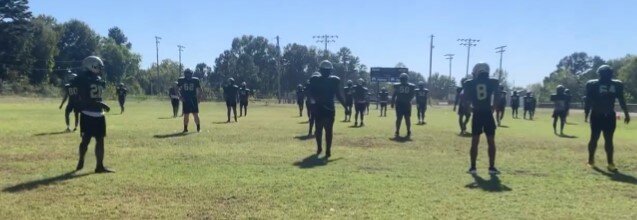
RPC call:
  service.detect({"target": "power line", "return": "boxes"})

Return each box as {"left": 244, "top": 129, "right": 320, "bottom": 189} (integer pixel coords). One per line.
{"left": 458, "top": 38, "right": 479, "bottom": 77}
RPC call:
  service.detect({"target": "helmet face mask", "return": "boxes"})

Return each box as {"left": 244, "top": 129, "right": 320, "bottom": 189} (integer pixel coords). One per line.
{"left": 357, "top": 78, "right": 364, "bottom": 86}
{"left": 556, "top": 85, "right": 565, "bottom": 94}
{"left": 347, "top": 80, "right": 353, "bottom": 86}
{"left": 418, "top": 81, "right": 425, "bottom": 87}
{"left": 184, "top": 69, "right": 193, "bottom": 78}
{"left": 228, "top": 78, "right": 235, "bottom": 85}
{"left": 241, "top": 82, "right": 247, "bottom": 87}
{"left": 82, "top": 56, "right": 104, "bottom": 75}
{"left": 319, "top": 60, "right": 333, "bottom": 77}
{"left": 399, "top": 73, "right": 409, "bottom": 84}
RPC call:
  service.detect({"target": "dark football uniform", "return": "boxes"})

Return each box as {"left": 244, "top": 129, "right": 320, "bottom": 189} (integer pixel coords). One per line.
{"left": 239, "top": 87, "right": 250, "bottom": 107}
{"left": 178, "top": 77, "right": 201, "bottom": 114}
{"left": 455, "top": 88, "right": 472, "bottom": 116}
{"left": 523, "top": 96, "right": 535, "bottom": 111}
{"left": 463, "top": 78, "right": 499, "bottom": 136}
{"left": 378, "top": 91, "right": 389, "bottom": 117}
{"left": 116, "top": 86, "right": 127, "bottom": 112}
{"left": 304, "top": 82, "right": 313, "bottom": 119}
{"left": 551, "top": 93, "right": 571, "bottom": 120}
{"left": 510, "top": 94, "right": 520, "bottom": 109}
{"left": 393, "top": 83, "right": 416, "bottom": 118}
{"left": 353, "top": 85, "right": 368, "bottom": 113}
{"left": 64, "top": 83, "right": 80, "bottom": 115}
{"left": 73, "top": 73, "right": 108, "bottom": 138}
{"left": 296, "top": 86, "right": 305, "bottom": 109}
{"left": 309, "top": 75, "right": 342, "bottom": 118}
{"left": 415, "top": 88, "right": 429, "bottom": 123}
{"left": 585, "top": 79, "right": 625, "bottom": 135}
{"left": 168, "top": 87, "right": 180, "bottom": 117}
{"left": 495, "top": 91, "right": 507, "bottom": 112}
{"left": 224, "top": 84, "right": 239, "bottom": 106}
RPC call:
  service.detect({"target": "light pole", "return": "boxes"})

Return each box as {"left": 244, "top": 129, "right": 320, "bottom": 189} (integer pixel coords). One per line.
{"left": 313, "top": 35, "right": 338, "bottom": 58}
{"left": 428, "top": 35, "right": 434, "bottom": 80}
{"left": 178, "top": 45, "right": 185, "bottom": 75}
{"left": 154, "top": 36, "right": 162, "bottom": 95}
{"left": 458, "top": 38, "right": 479, "bottom": 77}
{"left": 444, "top": 54, "right": 454, "bottom": 78}
{"left": 495, "top": 46, "right": 507, "bottom": 81}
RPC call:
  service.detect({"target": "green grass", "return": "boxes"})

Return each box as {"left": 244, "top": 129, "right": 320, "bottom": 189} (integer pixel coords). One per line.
{"left": 1, "top": 97, "right": 636, "bottom": 219}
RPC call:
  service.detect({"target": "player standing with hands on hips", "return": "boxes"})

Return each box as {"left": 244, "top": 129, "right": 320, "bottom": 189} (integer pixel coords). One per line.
{"left": 178, "top": 69, "right": 202, "bottom": 133}
{"left": 72, "top": 56, "right": 113, "bottom": 173}
{"left": 585, "top": 65, "right": 630, "bottom": 172}
{"left": 308, "top": 61, "right": 347, "bottom": 159}
{"left": 463, "top": 62, "right": 500, "bottom": 175}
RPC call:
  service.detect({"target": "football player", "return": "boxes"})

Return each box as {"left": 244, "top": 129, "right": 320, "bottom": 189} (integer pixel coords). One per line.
{"left": 550, "top": 85, "right": 570, "bottom": 135}
{"left": 585, "top": 65, "right": 630, "bottom": 172}
{"left": 178, "top": 69, "right": 202, "bottom": 132}
{"left": 378, "top": 87, "right": 389, "bottom": 117}
{"left": 391, "top": 73, "right": 416, "bottom": 137}
{"left": 239, "top": 82, "right": 250, "bottom": 117}
{"left": 510, "top": 91, "right": 520, "bottom": 119}
{"left": 307, "top": 61, "right": 347, "bottom": 159}
{"left": 463, "top": 63, "right": 500, "bottom": 174}
{"left": 296, "top": 84, "right": 305, "bottom": 117}
{"left": 59, "top": 73, "right": 79, "bottom": 132}
{"left": 224, "top": 78, "right": 240, "bottom": 123}
{"left": 73, "top": 56, "right": 112, "bottom": 173}
{"left": 353, "top": 78, "right": 368, "bottom": 126}
{"left": 116, "top": 83, "right": 127, "bottom": 114}
{"left": 415, "top": 81, "right": 429, "bottom": 125}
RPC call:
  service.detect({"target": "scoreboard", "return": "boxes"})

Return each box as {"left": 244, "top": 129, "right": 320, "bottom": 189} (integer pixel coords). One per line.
{"left": 370, "top": 67, "right": 408, "bottom": 83}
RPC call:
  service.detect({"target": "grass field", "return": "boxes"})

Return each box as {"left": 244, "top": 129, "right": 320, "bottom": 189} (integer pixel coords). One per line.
{"left": 1, "top": 97, "right": 636, "bottom": 219}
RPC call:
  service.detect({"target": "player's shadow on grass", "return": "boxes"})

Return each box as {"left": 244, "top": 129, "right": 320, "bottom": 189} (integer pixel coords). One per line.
{"left": 213, "top": 121, "right": 231, "bottom": 124}
{"left": 293, "top": 154, "right": 341, "bottom": 169}
{"left": 457, "top": 133, "right": 473, "bottom": 138}
{"left": 593, "top": 167, "right": 637, "bottom": 185}
{"left": 2, "top": 171, "right": 90, "bottom": 193}
{"left": 294, "top": 134, "right": 314, "bottom": 140}
{"left": 298, "top": 121, "right": 309, "bottom": 124}
{"left": 558, "top": 134, "right": 577, "bottom": 139}
{"left": 499, "top": 125, "right": 509, "bottom": 128}
{"left": 33, "top": 131, "right": 69, "bottom": 136}
{"left": 465, "top": 174, "right": 512, "bottom": 192}
{"left": 153, "top": 132, "right": 190, "bottom": 139}
{"left": 157, "top": 116, "right": 175, "bottom": 119}
{"left": 389, "top": 136, "right": 412, "bottom": 143}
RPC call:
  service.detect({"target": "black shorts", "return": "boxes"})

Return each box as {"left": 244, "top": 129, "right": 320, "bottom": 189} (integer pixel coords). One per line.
{"left": 240, "top": 100, "right": 248, "bottom": 106}
{"left": 552, "top": 110, "right": 567, "bottom": 119}
{"left": 118, "top": 97, "right": 126, "bottom": 106}
{"left": 590, "top": 113, "right": 616, "bottom": 135}
{"left": 511, "top": 104, "right": 519, "bottom": 109}
{"left": 396, "top": 102, "right": 412, "bottom": 117}
{"left": 65, "top": 103, "right": 78, "bottom": 114}
{"left": 458, "top": 105, "right": 471, "bottom": 116}
{"left": 380, "top": 102, "right": 387, "bottom": 108}
{"left": 345, "top": 99, "right": 353, "bottom": 107}
{"left": 355, "top": 103, "right": 367, "bottom": 112}
{"left": 182, "top": 99, "right": 199, "bottom": 114}
{"left": 80, "top": 113, "right": 106, "bottom": 138}
{"left": 417, "top": 103, "right": 427, "bottom": 112}
{"left": 524, "top": 107, "right": 532, "bottom": 111}
{"left": 314, "top": 109, "right": 335, "bottom": 121}
{"left": 496, "top": 104, "right": 505, "bottom": 112}
{"left": 171, "top": 99, "right": 180, "bottom": 107}
{"left": 471, "top": 111, "right": 496, "bottom": 136}
{"left": 297, "top": 99, "right": 304, "bottom": 106}
{"left": 225, "top": 101, "right": 237, "bottom": 108}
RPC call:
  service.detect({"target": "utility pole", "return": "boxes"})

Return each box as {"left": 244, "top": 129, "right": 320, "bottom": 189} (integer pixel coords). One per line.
{"left": 428, "top": 34, "right": 434, "bottom": 80}
{"left": 154, "top": 36, "right": 162, "bottom": 95}
{"left": 178, "top": 45, "right": 185, "bottom": 74}
{"left": 276, "top": 36, "right": 281, "bottom": 104}
{"left": 495, "top": 45, "right": 507, "bottom": 81}
{"left": 444, "top": 54, "right": 454, "bottom": 78}
{"left": 458, "top": 38, "right": 479, "bottom": 77}
{"left": 313, "top": 35, "right": 338, "bottom": 57}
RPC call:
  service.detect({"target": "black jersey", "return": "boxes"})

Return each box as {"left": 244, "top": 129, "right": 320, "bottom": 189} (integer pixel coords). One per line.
{"left": 586, "top": 79, "right": 625, "bottom": 115}
{"left": 550, "top": 93, "right": 571, "bottom": 112}
{"left": 239, "top": 87, "right": 250, "bottom": 102}
{"left": 64, "top": 83, "right": 79, "bottom": 104}
{"left": 353, "top": 85, "right": 368, "bottom": 103}
{"left": 177, "top": 77, "right": 201, "bottom": 101}
{"left": 463, "top": 78, "right": 499, "bottom": 113}
{"left": 510, "top": 94, "right": 520, "bottom": 107}
{"left": 495, "top": 91, "right": 507, "bottom": 107}
{"left": 415, "top": 88, "right": 429, "bottom": 104}
{"left": 296, "top": 87, "right": 304, "bottom": 100}
{"left": 378, "top": 91, "right": 389, "bottom": 103}
{"left": 169, "top": 87, "right": 180, "bottom": 100}
{"left": 309, "top": 75, "right": 342, "bottom": 112}
{"left": 524, "top": 96, "right": 537, "bottom": 109}
{"left": 304, "top": 83, "right": 313, "bottom": 104}
{"left": 224, "top": 84, "right": 239, "bottom": 102}
{"left": 116, "top": 86, "right": 127, "bottom": 99}
{"left": 393, "top": 83, "right": 416, "bottom": 104}
{"left": 72, "top": 72, "right": 106, "bottom": 113}
{"left": 344, "top": 86, "right": 354, "bottom": 102}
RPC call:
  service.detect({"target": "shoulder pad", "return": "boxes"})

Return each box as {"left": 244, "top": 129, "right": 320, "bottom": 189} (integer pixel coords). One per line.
{"left": 612, "top": 79, "right": 623, "bottom": 84}
{"left": 64, "top": 83, "right": 71, "bottom": 87}
{"left": 586, "top": 79, "right": 598, "bottom": 84}
{"left": 329, "top": 75, "right": 340, "bottom": 80}
{"left": 191, "top": 77, "right": 200, "bottom": 80}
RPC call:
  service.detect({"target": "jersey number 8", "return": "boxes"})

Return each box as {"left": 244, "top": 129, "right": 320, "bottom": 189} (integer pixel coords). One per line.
{"left": 599, "top": 85, "right": 616, "bottom": 93}
{"left": 476, "top": 84, "right": 487, "bottom": 100}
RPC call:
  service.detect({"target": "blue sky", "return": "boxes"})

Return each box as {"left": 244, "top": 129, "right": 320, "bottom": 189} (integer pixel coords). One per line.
{"left": 30, "top": 0, "right": 635, "bottom": 86}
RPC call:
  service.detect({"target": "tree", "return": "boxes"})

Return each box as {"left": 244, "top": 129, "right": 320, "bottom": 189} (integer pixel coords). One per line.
{"left": 98, "top": 38, "right": 140, "bottom": 83}
{"left": 55, "top": 19, "right": 99, "bottom": 79}
{"left": 0, "top": 0, "right": 33, "bottom": 80}
{"left": 29, "top": 15, "right": 59, "bottom": 84}
{"left": 617, "top": 56, "right": 637, "bottom": 102}
{"left": 427, "top": 73, "right": 456, "bottom": 100}
{"left": 107, "top": 26, "right": 129, "bottom": 48}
